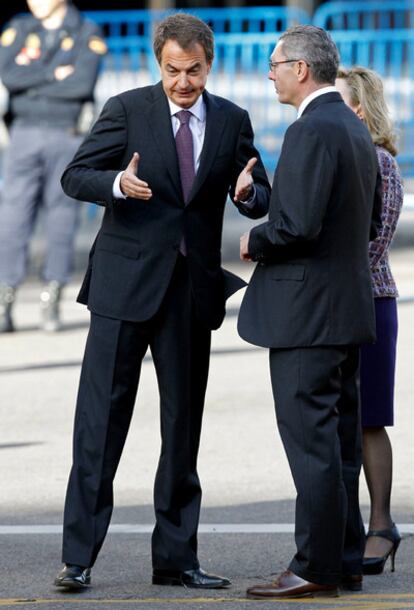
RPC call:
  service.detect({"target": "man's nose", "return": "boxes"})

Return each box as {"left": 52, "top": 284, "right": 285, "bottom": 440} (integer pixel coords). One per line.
{"left": 178, "top": 72, "right": 189, "bottom": 88}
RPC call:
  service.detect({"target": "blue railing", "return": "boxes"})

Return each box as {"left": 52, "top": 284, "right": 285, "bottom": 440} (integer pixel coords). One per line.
{"left": 79, "top": 5, "right": 414, "bottom": 176}
{"left": 313, "top": 3, "right": 414, "bottom": 176}
{"left": 84, "top": 6, "right": 310, "bottom": 80}
{"left": 82, "top": 7, "right": 310, "bottom": 172}
{"left": 313, "top": 1, "right": 414, "bottom": 30}
{"left": 4, "top": 4, "right": 414, "bottom": 175}
{"left": 84, "top": 7, "right": 310, "bottom": 36}
{"left": 330, "top": 28, "right": 414, "bottom": 176}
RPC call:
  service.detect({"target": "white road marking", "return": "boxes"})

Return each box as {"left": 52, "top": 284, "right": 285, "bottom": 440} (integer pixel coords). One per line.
{"left": 0, "top": 523, "right": 413, "bottom": 534}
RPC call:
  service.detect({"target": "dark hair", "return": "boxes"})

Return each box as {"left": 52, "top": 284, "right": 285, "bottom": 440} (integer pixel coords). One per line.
{"left": 279, "top": 25, "right": 339, "bottom": 85}
{"left": 153, "top": 13, "right": 214, "bottom": 64}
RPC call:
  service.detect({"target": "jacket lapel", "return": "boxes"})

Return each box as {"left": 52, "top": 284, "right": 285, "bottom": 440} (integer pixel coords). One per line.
{"left": 143, "top": 82, "right": 183, "bottom": 200}
{"left": 187, "top": 90, "right": 227, "bottom": 203}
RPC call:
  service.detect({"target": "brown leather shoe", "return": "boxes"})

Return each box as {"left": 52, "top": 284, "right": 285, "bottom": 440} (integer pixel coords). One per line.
{"left": 246, "top": 570, "right": 340, "bottom": 599}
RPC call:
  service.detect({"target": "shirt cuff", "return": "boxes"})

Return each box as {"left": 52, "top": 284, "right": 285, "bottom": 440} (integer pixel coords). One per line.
{"left": 238, "top": 184, "right": 256, "bottom": 208}
{"left": 113, "top": 171, "right": 127, "bottom": 199}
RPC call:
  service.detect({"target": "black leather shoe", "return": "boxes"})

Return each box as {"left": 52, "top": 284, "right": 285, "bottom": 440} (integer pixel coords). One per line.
{"left": 54, "top": 564, "right": 91, "bottom": 589}
{"left": 152, "top": 567, "right": 231, "bottom": 589}
{"left": 363, "top": 523, "right": 401, "bottom": 575}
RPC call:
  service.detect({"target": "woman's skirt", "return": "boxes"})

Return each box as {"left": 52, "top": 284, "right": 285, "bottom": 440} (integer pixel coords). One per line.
{"left": 360, "top": 297, "right": 398, "bottom": 428}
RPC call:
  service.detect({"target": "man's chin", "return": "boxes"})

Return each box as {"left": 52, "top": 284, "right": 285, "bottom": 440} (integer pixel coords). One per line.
{"left": 31, "top": 11, "right": 50, "bottom": 19}
{"left": 176, "top": 99, "right": 194, "bottom": 108}
{"left": 172, "top": 92, "right": 199, "bottom": 108}
{"left": 276, "top": 92, "right": 289, "bottom": 105}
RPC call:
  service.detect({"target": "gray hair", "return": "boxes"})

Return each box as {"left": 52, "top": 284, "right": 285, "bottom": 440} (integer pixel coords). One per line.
{"left": 279, "top": 25, "right": 339, "bottom": 85}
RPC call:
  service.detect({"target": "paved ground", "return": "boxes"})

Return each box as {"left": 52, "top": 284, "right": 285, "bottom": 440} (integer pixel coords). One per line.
{"left": 0, "top": 241, "right": 413, "bottom": 610}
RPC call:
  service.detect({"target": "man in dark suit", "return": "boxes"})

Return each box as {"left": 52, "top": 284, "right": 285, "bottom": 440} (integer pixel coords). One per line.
{"left": 239, "top": 26, "right": 382, "bottom": 599}
{"left": 53, "top": 13, "right": 270, "bottom": 590}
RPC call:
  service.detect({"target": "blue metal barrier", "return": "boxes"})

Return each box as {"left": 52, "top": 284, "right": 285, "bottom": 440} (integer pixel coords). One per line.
{"left": 84, "top": 7, "right": 310, "bottom": 81}
{"left": 84, "top": 6, "right": 310, "bottom": 36}
{"left": 3, "top": 3, "right": 414, "bottom": 224}
{"left": 314, "top": 1, "right": 414, "bottom": 30}
{"left": 83, "top": 7, "right": 309, "bottom": 173}
{"left": 83, "top": 11, "right": 156, "bottom": 75}
{"left": 330, "top": 28, "right": 414, "bottom": 176}
{"left": 206, "top": 27, "right": 414, "bottom": 177}
{"left": 82, "top": 6, "right": 414, "bottom": 178}
{"left": 209, "top": 32, "right": 294, "bottom": 171}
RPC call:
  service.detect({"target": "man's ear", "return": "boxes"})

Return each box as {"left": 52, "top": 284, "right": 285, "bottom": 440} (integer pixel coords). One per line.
{"left": 296, "top": 60, "right": 309, "bottom": 83}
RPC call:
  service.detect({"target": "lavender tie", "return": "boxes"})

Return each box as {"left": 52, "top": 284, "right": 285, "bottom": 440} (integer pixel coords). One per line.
{"left": 175, "top": 110, "right": 195, "bottom": 204}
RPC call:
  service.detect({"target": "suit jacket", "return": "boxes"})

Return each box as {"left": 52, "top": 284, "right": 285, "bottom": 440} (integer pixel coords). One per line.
{"left": 61, "top": 82, "right": 270, "bottom": 330}
{"left": 238, "top": 92, "right": 382, "bottom": 348}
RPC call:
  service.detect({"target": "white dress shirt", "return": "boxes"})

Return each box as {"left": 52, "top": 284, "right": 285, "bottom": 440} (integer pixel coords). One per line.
{"left": 113, "top": 95, "right": 206, "bottom": 200}
{"left": 297, "top": 86, "right": 338, "bottom": 119}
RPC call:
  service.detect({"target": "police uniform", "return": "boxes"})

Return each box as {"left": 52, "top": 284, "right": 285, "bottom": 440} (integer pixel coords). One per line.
{"left": 0, "top": 3, "right": 106, "bottom": 331}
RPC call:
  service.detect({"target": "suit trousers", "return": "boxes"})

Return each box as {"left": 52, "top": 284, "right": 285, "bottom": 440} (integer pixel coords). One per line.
{"left": 62, "top": 255, "right": 211, "bottom": 570}
{"left": 269, "top": 346, "right": 364, "bottom": 585}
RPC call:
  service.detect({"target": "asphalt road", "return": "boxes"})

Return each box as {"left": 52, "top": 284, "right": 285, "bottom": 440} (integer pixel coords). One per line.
{"left": 1, "top": 248, "right": 413, "bottom": 610}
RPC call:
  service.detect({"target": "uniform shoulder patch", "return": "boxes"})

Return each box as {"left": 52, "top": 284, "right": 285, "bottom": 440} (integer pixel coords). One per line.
{"left": 61, "top": 36, "right": 74, "bottom": 51}
{"left": 25, "top": 33, "right": 41, "bottom": 49}
{"left": 88, "top": 36, "right": 107, "bottom": 55}
{"left": 1, "top": 28, "right": 17, "bottom": 47}
{"left": 24, "top": 33, "right": 41, "bottom": 60}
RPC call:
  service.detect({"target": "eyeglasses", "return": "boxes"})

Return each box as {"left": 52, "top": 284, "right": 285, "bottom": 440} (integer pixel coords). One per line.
{"left": 268, "top": 59, "right": 308, "bottom": 71}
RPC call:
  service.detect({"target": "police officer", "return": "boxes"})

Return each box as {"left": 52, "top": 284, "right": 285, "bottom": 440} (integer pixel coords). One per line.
{"left": 0, "top": 0, "right": 106, "bottom": 332}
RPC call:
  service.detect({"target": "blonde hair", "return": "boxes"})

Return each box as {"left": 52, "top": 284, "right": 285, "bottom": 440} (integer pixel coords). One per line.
{"left": 337, "top": 66, "right": 397, "bottom": 156}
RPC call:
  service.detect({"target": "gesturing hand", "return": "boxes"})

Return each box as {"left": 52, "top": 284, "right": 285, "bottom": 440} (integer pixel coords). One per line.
{"left": 234, "top": 157, "right": 257, "bottom": 202}
{"left": 120, "top": 153, "right": 152, "bottom": 200}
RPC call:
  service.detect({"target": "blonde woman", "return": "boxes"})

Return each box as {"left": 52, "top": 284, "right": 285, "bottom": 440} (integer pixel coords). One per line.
{"left": 336, "top": 67, "right": 403, "bottom": 575}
